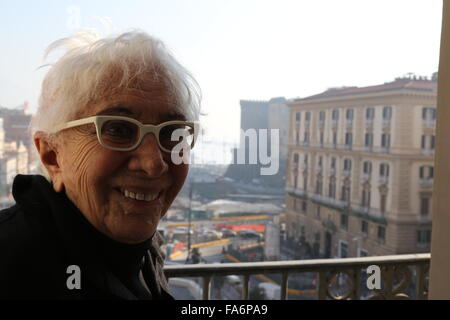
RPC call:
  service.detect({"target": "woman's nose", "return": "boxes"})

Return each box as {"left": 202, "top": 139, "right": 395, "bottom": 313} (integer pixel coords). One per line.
{"left": 128, "top": 133, "right": 169, "bottom": 177}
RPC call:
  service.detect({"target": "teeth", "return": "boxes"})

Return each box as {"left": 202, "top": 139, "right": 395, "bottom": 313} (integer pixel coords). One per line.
{"left": 149, "top": 193, "right": 159, "bottom": 201}
{"left": 122, "top": 189, "right": 159, "bottom": 202}
{"left": 136, "top": 193, "right": 145, "bottom": 200}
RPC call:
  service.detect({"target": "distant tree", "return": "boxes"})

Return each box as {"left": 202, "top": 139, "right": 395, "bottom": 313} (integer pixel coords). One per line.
{"left": 432, "top": 72, "right": 438, "bottom": 81}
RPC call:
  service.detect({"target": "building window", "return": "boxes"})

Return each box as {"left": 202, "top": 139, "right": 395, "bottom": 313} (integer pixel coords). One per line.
{"left": 296, "top": 112, "right": 301, "bottom": 121}
{"left": 380, "top": 163, "right": 390, "bottom": 178}
{"left": 363, "top": 161, "right": 372, "bottom": 176}
{"left": 341, "top": 185, "right": 351, "bottom": 202}
{"left": 304, "top": 131, "right": 310, "bottom": 144}
{"left": 420, "top": 197, "right": 430, "bottom": 216}
{"left": 422, "top": 107, "right": 436, "bottom": 121}
{"left": 330, "top": 157, "right": 336, "bottom": 170}
{"left": 302, "top": 201, "right": 307, "bottom": 213}
{"left": 361, "top": 189, "right": 371, "bottom": 208}
{"left": 319, "top": 111, "right": 325, "bottom": 124}
{"left": 329, "top": 178, "right": 336, "bottom": 199}
{"left": 346, "top": 109, "right": 354, "bottom": 120}
{"left": 366, "top": 107, "right": 375, "bottom": 120}
{"left": 293, "top": 153, "right": 299, "bottom": 166}
{"left": 377, "top": 226, "right": 386, "bottom": 243}
{"left": 345, "top": 132, "right": 353, "bottom": 148}
{"left": 380, "top": 194, "right": 387, "bottom": 214}
{"left": 339, "top": 241, "right": 348, "bottom": 258}
{"left": 346, "top": 109, "right": 354, "bottom": 125}
{"left": 382, "top": 106, "right": 392, "bottom": 120}
{"left": 332, "top": 109, "right": 339, "bottom": 121}
{"left": 421, "top": 135, "right": 435, "bottom": 151}
{"left": 305, "top": 111, "right": 311, "bottom": 122}
{"left": 417, "top": 230, "right": 432, "bottom": 245}
{"left": 332, "top": 131, "right": 337, "bottom": 147}
{"left": 320, "top": 131, "right": 324, "bottom": 146}
{"left": 419, "top": 166, "right": 434, "bottom": 180}
{"left": 381, "top": 133, "right": 391, "bottom": 150}
{"left": 303, "top": 176, "right": 308, "bottom": 191}
{"left": 361, "top": 220, "right": 369, "bottom": 234}
{"left": 340, "top": 214, "right": 348, "bottom": 230}
{"left": 364, "top": 133, "right": 373, "bottom": 149}
{"left": 359, "top": 249, "right": 369, "bottom": 257}
{"left": 344, "top": 159, "right": 352, "bottom": 171}
{"left": 316, "top": 179, "right": 323, "bottom": 195}
{"left": 316, "top": 206, "right": 321, "bottom": 219}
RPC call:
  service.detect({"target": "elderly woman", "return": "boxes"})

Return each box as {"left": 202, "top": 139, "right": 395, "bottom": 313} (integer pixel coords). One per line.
{"left": 0, "top": 31, "right": 200, "bottom": 299}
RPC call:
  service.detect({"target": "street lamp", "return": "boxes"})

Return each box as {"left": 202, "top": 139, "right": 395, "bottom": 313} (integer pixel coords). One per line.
{"left": 185, "top": 180, "right": 193, "bottom": 264}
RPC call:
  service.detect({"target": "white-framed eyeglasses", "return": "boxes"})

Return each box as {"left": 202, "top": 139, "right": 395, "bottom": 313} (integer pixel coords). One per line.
{"left": 50, "top": 115, "right": 198, "bottom": 153}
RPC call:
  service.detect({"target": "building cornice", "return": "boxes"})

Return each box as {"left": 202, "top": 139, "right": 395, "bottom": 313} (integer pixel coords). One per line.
{"left": 288, "top": 89, "right": 436, "bottom": 108}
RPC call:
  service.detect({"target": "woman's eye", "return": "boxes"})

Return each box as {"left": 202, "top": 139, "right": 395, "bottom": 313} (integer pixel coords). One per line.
{"left": 160, "top": 126, "right": 188, "bottom": 142}
{"left": 103, "top": 122, "right": 135, "bottom": 139}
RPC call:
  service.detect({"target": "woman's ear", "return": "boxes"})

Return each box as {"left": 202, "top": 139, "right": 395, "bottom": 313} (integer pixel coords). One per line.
{"left": 34, "top": 131, "right": 65, "bottom": 192}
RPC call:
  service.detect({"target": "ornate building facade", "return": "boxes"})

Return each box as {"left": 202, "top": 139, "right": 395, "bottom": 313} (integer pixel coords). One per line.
{"left": 285, "top": 76, "right": 436, "bottom": 258}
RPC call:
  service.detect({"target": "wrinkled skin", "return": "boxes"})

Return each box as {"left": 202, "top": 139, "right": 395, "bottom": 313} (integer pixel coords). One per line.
{"left": 34, "top": 82, "right": 190, "bottom": 244}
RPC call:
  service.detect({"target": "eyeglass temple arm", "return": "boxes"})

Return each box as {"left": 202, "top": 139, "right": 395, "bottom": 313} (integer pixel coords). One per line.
{"left": 48, "top": 116, "right": 98, "bottom": 134}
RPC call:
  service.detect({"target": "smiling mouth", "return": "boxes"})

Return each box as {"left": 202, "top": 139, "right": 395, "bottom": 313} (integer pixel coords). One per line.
{"left": 114, "top": 188, "right": 163, "bottom": 203}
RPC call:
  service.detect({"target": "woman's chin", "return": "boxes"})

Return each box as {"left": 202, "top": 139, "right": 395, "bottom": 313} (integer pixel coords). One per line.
{"left": 108, "top": 223, "right": 157, "bottom": 244}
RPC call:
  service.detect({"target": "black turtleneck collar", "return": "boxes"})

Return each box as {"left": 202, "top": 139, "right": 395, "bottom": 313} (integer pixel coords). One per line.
{"left": 12, "top": 174, "right": 155, "bottom": 299}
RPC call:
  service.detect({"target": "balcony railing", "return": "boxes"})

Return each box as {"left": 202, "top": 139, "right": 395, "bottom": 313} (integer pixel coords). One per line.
{"left": 341, "top": 170, "right": 351, "bottom": 177}
{"left": 308, "top": 193, "right": 346, "bottom": 208}
{"left": 164, "top": 254, "right": 430, "bottom": 300}
{"left": 421, "top": 149, "right": 435, "bottom": 156}
{"left": 420, "top": 178, "right": 434, "bottom": 187}
{"left": 379, "top": 176, "right": 389, "bottom": 184}
{"left": 423, "top": 120, "right": 436, "bottom": 127}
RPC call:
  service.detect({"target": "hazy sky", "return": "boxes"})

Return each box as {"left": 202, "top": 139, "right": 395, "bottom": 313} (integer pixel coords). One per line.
{"left": 0, "top": 0, "right": 443, "bottom": 143}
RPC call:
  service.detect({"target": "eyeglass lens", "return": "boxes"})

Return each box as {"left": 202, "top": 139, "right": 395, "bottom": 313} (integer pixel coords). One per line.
{"left": 100, "top": 119, "right": 194, "bottom": 151}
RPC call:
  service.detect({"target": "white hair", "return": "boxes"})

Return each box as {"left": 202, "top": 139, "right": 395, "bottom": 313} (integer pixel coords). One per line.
{"left": 31, "top": 30, "right": 201, "bottom": 180}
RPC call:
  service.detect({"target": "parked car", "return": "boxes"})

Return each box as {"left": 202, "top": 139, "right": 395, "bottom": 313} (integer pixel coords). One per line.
{"left": 174, "top": 226, "right": 194, "bottom": 234}
{"left": 238, "top": 230, "right": 263, "bottom": 240}
{"left": 199, "top": 228, "right": 223, "bottom": 240}
{"left": 220, "top": 228, "right": 237, "bottom": 238}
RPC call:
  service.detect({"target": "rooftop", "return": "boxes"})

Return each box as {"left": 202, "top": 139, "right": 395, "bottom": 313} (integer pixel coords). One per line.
{"left": 295, "top": 77, "right": 437, "bottom": 102}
